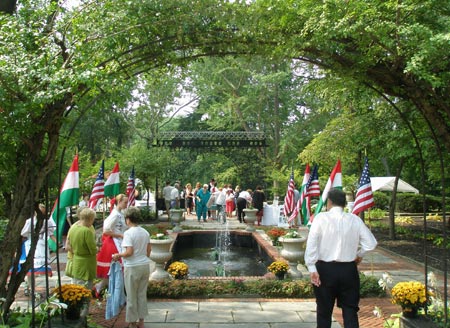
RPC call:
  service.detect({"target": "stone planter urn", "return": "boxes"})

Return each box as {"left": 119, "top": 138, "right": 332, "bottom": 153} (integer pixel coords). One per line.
{"left": 149, "top": 238, "right": 174, "bottom": 280}
{"left": 170, "top": 209, "right": 184, "bottom": 232}
{"left": 279, "top": 236, "right": 307, "bottom": 278}
{"left": 243, "top": 208, "right": 258, "bottom": 231}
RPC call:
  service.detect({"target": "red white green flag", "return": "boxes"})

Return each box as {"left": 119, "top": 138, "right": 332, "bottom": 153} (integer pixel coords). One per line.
{"left": 314, "top": 159, "right": 342, "bottom": 216}
{"left": 104, "top": 162, "right": 120, "bottom": 197}
{"left": 299, "top": 164, "right": 311, "bottom": 225}
{"left": 48, "top": 155, "right": 80, "bottom": 251}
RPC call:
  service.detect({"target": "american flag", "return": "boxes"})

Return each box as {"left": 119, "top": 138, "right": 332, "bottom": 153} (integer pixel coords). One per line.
{"left": 307, "top": 165, "right": 320, "bottom": 197}
{"left": 126, "top": 166, "right": 136, "bottom": 208}
{"left": 300, "top": 164, "right": 319, "bottom": 225}
{"left": 89, "top": 160, "right": 104, "bottom": 209}
{"left": 283, "top": 172, "right": 295, "bottom": 217}
{"left": 352, "top": 157, "right": 375, "bottom": 215}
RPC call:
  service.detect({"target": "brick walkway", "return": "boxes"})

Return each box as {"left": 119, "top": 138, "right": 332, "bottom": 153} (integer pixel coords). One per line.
{"left": 88, "top": 296, "right": 401, "bottom": 327}
{"left": 334, "top": 297, "right": 400, "bottom": 328}
{"left": 12, "top": 224, "right": 442, "bottom": 327}
{"left": 87, "top": 245, "right": 430, "bottom": 328}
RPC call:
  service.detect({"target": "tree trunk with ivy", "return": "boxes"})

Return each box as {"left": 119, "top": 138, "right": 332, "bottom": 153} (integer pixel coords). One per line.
{"left": 0, "top": 100, "right": 67, "bottom": 317}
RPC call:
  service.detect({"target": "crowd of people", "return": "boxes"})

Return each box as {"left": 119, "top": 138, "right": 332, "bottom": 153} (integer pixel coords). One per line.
{"left": 162, "top": 179, "right": 267, "bottom": 225}
{"left": 18, "top": 180, "right": 266, "bottom": 326}
{"left": 18, "top": 183, "right": 376, "bottom": 328}
{"left": 18, "top": 194, "right": 149, "bottom": 328}
{"left": 19, "top": 177, "right": 268, "bottom": 326}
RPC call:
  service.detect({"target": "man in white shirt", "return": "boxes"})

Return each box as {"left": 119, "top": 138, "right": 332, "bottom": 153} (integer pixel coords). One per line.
{"left": 170, "top": 183, "right": 181, "bottom": 209}
{"left": 208, "top": 179, "right": 218, "bottom": 219}
{"left": 215, "top": 186, "right": 227, "bottom": 223}
{"left": 162, "top": 181, "right": 174, "bottom": 218}
{"left": 304, "top": 188, "right": 377, "bottom": 328}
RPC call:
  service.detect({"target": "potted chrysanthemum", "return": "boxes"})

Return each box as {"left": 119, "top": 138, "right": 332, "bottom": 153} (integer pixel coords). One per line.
{"left": 266, "top": 227, "right": 287, "bottom": 246}
{"left": 267, "top": 260, "right": 289, "bottom": 280}
{"left": 52, "top": 284, "right": 92, "bottom": 320}
{"left": 167, "top": 261, "right": 189, "bottom": 279}
{"left": 391, "top": 281, "right": 431, "bottom": 318}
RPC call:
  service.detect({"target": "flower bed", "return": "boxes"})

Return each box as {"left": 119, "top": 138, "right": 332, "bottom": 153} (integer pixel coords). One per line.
{"left": 147, "top": 273, "right": 383, "bottom": 299}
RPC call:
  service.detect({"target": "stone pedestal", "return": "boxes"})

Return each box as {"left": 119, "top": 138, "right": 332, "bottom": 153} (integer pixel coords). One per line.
{"left": 279, "top": 236, "right": 306, "bottom": 279}
{"left": 149, "top": 238, "right": 174, "bottom": 280}
{"left": 170, "top": 209, "right": 184, "bottom": 232}
{"left": 243, "top": 208, "right": 258, "bottom": 231}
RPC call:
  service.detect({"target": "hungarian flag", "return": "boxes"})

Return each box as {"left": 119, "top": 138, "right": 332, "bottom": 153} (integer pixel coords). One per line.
{"left": 104, "top": 162, "right": 120, "bottom": 197}
{"left": 314, "top": 159, "right": 342, "bottom": 215}
{"left": 352, "top": 157, "right": 375, "bottom": 215}
{"left": 48, "top": 155, "right": 79, "bottom": 251}
{"left": 283, "top": 171, "right": 295, "bottom": 218}
{"left": 126, "top": 166, "right": 136, "bottom": 208}
{"left": 288, "top": 164, "right": 310, "bottom": 225}
{"left": 89, "top": 160, "right": 105, "bottom": 209}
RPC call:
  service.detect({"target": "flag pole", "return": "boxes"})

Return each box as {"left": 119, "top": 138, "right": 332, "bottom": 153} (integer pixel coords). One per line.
{"left": 54, "top": 146, "right": 66, "bottom": 320}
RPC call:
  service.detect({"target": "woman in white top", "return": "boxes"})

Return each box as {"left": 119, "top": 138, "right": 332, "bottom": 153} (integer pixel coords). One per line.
{"left": 20, "top": 204, "right": 56, "bottom": 295}
{"left": 95, "top": 194, "right": 128, "bottom": 292}
{"left": 112, "top": 207, "right": 150, "bottom": 328}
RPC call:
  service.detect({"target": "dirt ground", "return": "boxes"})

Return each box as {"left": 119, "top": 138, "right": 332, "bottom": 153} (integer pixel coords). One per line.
{"left": 369, "top": 217, "right": 448, "bottom": 273}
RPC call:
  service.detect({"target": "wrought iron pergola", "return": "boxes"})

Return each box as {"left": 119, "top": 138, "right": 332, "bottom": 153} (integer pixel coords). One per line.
{"left": 156, "top": 131, "right": 266, "bottom": 148}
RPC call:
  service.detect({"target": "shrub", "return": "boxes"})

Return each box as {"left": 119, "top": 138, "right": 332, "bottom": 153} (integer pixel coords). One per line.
{"left": 373, "top": 192, "right": 389, "bottom": 210}
{"left": 373, "top": 192, "right": 448, "bottom": 213}
{"left": 140, "top": 206, "right": 157, "bottom": 221}
{"left": 147, "top": 275, "right": 383, "bottom": 299}
{"left": 359, "top": 273, "right": 386, "bottom": 297}
{"left": 144, "top": 223, "right": 169, "bottom": 236}
{"left": 369, "top": 208, "right": 386, "bottom": 219}
{"left": 396, "top": 194, "right": 449, "bottom": 213}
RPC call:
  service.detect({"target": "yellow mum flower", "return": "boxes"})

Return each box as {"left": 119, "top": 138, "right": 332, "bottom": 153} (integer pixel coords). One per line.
{"left": 391, "top": 281, "right": 431, "bottom": 309}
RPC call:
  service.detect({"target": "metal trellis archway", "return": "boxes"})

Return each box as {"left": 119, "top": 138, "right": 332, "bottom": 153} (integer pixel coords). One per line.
{"left": 153, "top": 130, "right": 267, "bottom": 215}
{"left": 156, "top": 131, "right": 266, "bottom": 149}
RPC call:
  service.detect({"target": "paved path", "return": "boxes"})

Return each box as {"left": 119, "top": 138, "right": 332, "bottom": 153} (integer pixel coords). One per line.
{"left": 12, "top": 214, "right": 446, "bottom": 327}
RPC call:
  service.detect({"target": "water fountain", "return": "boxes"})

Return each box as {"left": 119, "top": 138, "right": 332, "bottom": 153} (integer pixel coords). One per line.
{"left": 213, "top": 221, "right": 231, "bottom": 276}
{"left": 171, "top": 230, "right": 271, "bottom": 278}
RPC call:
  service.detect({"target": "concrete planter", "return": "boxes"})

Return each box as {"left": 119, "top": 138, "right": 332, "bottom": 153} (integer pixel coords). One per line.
{"left": 243, "top": 208, "right": 258, "bottom": 231}
{"left": 149, "top": 238, "right": 174, "bottom": 280}
{"left": 279, "top": 236, "right": 306, "bottom": 278}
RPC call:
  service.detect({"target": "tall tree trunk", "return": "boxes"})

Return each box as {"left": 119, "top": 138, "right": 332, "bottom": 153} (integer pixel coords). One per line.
{"left": 388, "top": 159, "right": 405, "bottom": 240}
{"left": 0, "top": 102, "right": 65, "bottom": 316}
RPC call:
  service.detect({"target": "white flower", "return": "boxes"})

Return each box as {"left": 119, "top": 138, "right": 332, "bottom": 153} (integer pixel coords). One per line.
{"left": 373, "top": 306, "right": 382, "bottom": 318}
{"left": 156, "top": 233, "right": 164, "bottom": 238}
{"left": 427, "top": 271, "right": 436, "bottom": 287}
{"left": 382, "top": 272, "right": 393, "bottom": 284}
{"left": 378, "top": 272, "right": 393, "bottom": 290}
{"left": 378, "top": 278, "right": 386, "bottom": 290}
